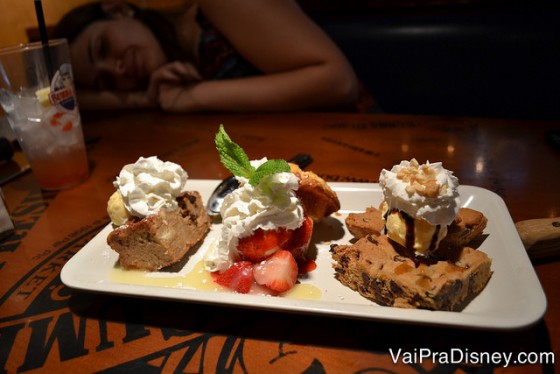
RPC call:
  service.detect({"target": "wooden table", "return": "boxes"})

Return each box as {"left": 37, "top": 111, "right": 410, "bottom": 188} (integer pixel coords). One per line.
{"left": 0, "top": 111, "right": 558, "bottom": 373}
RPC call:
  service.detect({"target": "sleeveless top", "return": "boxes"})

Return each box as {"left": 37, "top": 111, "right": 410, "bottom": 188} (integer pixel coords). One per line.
{"left": 196, "top": 12, "right": 261, "bottom": 80}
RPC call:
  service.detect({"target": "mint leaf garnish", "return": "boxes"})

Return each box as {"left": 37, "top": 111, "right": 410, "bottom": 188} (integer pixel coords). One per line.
{"left": 215, "top": 124, "right": 254, "bottom": 179}
{"left": 215, "top": 125, "right": 291, "bottom": 186}
{"left": 250, "top": 159, "right": 291, "bottom": 186}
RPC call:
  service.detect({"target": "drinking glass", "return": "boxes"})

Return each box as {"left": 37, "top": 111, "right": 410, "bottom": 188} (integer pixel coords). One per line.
{"left": 0, "top": 39, "right": 89, "bottom": 190}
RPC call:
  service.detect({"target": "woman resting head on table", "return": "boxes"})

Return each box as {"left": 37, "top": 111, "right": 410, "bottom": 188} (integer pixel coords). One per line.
{"left": 54, "top": 0, "right": 362, "bottom": 112}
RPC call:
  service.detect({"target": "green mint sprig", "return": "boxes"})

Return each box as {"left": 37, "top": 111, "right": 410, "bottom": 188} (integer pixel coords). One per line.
{"left": 215, "top": 124, "right": 290, "bottom": 186}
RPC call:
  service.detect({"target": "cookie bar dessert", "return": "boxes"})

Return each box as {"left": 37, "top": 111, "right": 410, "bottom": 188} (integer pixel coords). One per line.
{"left": 331, "top": 159, "right": 492, "bottom": 311}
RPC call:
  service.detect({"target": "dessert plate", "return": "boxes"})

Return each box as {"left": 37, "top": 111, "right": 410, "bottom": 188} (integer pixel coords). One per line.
{"left": 61, "top": 180, "right": 547, "bottom": 330}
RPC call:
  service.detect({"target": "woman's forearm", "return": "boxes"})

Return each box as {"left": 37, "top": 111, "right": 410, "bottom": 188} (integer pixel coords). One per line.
{"left": 159, "top": 61, "right": 360, "bottom": 112}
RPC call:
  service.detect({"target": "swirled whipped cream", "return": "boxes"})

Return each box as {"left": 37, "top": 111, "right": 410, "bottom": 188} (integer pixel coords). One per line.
{"left": 379, "top": 159, "right": 460, "bottom": 254}
{"left": 113, "top": 156, "right": 189, "bottom": 219}
{"left": 205, "top": 158, "right": 304, "bottom": 272}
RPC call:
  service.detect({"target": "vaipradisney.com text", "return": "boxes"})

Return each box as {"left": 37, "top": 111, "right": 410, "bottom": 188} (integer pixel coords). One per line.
{"left": 389, "top": 348, "right": 555, "bottom": 368}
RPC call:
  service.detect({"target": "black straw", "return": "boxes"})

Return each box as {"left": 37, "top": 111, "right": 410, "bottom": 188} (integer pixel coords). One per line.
{"left": 34, "top": 0, "right": 54, "bottom": 81}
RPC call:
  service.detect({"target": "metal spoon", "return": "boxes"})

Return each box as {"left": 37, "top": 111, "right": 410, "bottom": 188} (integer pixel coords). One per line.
{"left": 207, "top": 153, "right": 313, "bottom": 218}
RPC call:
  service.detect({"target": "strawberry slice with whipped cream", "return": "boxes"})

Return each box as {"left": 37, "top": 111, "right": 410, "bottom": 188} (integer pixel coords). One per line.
{"left": 283, "top": 216, "right": 314, "bottom": 262}
{"left": 237, "top": 227, "right": 292, "bottom": 262}
{"left": 205, "top": 126, "right": 318, "bottom": 295}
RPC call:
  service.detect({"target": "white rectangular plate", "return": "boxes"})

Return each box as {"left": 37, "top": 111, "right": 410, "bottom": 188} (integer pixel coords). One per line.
{"left": 61, "top": 180, "right": 547, "bottom": 330}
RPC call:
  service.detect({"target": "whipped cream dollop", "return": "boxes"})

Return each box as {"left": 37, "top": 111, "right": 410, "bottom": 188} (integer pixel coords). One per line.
{"left": 379, "top": 159, "right": 460, "bottom": 226}
{"left": 205, "top": 158, "right": 304, "bottom": 272}
{"left": 114, "top": 156, "right": 189, "bottom": 218}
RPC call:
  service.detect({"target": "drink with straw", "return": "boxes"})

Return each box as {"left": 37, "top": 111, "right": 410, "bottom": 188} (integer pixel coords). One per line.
{"left": 0, "top": 39, "right": 89, "bottom": 190}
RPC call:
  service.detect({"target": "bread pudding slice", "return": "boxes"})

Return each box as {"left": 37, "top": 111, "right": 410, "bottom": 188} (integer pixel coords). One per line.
{"left": 107, "top": 191, "right": 211, "bottom": 271}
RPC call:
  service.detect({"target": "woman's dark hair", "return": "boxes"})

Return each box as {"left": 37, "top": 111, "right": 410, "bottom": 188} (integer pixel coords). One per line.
{"left": 53, "top": 2, "right": 183, "bottom": 62}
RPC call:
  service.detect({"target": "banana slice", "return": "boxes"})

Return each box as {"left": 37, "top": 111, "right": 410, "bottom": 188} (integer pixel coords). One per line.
{"left": 35, "top": 87, "right": 51, "bottom": 107}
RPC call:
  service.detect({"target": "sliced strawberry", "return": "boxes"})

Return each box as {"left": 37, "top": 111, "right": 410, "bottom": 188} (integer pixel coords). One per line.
{"left": 282, "top": 216, "right": 314, "bottom": 260}
{"left": 253, "top": 250, "right": 298, "bottom": 293}
{"left": 237, "top": 228, "right": 292, "bottom": 262}
{"left": 213, "top": 261, "right": 254, "bottom": 294}
{"left": 298, "top": 259, "right": 317, "bottom": 274}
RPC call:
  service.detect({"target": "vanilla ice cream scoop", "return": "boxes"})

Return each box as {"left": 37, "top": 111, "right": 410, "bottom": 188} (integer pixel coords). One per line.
{"left": 379, "top": 159, "right": 460, "bottom": 255}
{"left": 107, "top": 156, "right": 189, "bottom": 225}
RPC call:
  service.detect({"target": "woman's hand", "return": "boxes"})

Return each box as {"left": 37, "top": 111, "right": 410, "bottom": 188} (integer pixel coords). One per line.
{"left": 147, "top": 61, "right": 202, "bottom": 105}
{"left": 157, "top": 83, "right": 200, "bottom": 112}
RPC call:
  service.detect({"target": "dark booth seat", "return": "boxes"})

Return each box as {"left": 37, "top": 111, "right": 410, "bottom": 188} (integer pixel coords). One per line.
{"left": 313, "top": 6, "right": 560, "bottom": 120}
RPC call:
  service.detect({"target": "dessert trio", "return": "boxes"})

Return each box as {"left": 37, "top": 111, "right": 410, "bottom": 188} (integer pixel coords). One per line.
{"left": 105, "top": 125, "right": 492, "bottom": 311}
